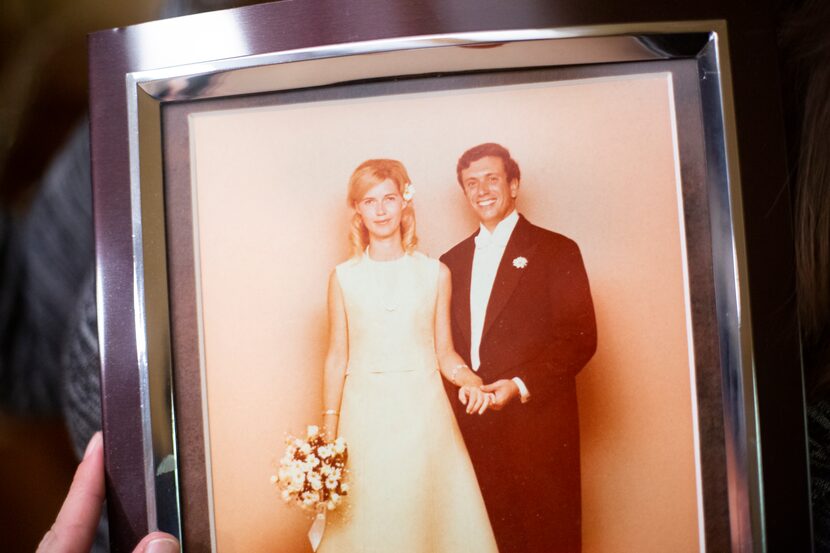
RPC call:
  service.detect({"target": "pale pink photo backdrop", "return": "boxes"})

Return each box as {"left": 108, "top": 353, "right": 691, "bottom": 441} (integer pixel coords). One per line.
{"left": 190, "top": 73, "right": 699, "bottom": 552}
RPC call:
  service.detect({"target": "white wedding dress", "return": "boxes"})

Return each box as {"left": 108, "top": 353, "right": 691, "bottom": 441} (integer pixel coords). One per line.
{"left": 317, "top": 251, "right": 498, "bottom": 553}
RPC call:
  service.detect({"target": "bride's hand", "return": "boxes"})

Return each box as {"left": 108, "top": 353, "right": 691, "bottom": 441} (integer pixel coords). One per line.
{"left": 458, "top": 385, "right": 496, "bottom": 415}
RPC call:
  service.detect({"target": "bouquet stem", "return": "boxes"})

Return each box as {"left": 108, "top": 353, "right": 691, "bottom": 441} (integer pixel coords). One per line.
{"left": 308, "top": 508, "right": 327, "bottom": 552}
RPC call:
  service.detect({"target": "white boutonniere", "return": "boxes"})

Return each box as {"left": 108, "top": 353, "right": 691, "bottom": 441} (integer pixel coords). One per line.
{"left": 513, "top": 256, "right": 528, "bottom": 269}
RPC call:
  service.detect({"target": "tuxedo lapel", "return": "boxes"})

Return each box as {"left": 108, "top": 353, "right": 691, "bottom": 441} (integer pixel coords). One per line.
{"left": 481, "top": 215, "right": 537, "bottom": 340}
{"left": 452, "top": 235, "right": 476, "bottom": 348}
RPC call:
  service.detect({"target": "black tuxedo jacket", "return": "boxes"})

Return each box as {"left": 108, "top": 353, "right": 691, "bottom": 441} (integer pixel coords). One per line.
{"left": 440, "top": 214, "right": 597, "bottom": 553}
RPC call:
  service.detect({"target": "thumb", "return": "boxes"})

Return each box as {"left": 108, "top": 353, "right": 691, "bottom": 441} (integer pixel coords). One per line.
{"left": 480, "top": 382, "right": 498, "bottom": 393}
{"left": 133, "top": 532, "right": 180, "bottom": 553}
{"left": 458, "top": 387, "right": 469, "bottom": 405}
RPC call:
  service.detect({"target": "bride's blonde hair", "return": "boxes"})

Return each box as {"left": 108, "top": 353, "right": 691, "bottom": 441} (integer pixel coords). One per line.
{"left": 347, "top": 159, "right": 418, "bottom": 258}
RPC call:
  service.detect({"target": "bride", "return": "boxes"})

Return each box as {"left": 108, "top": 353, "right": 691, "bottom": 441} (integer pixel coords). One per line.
{"left": 317, "top": 159, "right": 499, "bottom": 553}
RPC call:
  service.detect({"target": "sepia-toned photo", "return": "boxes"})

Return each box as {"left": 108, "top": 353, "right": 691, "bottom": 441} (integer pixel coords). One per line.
{"left": 182, "top": 70, "right": 703, "bottom": 552}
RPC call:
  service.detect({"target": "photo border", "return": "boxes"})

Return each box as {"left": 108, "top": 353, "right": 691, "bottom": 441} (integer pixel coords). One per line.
{"left": 88, "top": 2, "right": 809, "bottom": 551}
{"left": 165, "top": 59, "right": 719, "bottom": 551}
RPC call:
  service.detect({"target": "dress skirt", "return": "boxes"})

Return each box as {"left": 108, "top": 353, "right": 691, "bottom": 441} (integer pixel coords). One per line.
{"left": 317, "top": 252, "right": 497, "bottom": 553}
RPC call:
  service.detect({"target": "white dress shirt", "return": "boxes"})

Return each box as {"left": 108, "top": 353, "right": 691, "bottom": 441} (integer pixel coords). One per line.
{"left": 469, "top": 210, "right": 530, "bottom": 402}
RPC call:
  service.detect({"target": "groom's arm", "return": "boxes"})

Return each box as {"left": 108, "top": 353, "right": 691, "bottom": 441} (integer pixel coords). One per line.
{"left": 509, "top": 238, "right": 597, "bottom": 405}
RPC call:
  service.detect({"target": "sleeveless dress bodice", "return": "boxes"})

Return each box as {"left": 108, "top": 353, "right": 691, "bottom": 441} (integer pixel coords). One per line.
{"left": 336, "top": 252, "right": 439, "bottom": 376}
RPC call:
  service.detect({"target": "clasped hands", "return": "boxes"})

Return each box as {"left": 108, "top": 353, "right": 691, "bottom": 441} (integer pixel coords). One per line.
{"left": 458, "top": 378, "right": 520, "bottom": 415}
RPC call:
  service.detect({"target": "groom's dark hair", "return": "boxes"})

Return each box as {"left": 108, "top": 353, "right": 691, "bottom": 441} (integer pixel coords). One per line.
{"left": 456, "top": 142, "right": 521, "bottom": 188}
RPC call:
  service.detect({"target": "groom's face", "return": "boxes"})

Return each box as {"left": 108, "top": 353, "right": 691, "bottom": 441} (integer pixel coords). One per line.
{"left": 460, "top": 155, "right": 519, "bottom": 231}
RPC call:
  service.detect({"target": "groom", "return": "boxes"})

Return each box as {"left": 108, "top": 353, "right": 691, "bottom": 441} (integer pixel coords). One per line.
{"left": 441, "top": 143, "right": 597, "bottom": 553}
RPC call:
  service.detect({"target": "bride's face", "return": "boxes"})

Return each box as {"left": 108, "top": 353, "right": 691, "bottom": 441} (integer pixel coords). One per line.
{"left": 356, "top": 179, "right": 407, "bottom": 241}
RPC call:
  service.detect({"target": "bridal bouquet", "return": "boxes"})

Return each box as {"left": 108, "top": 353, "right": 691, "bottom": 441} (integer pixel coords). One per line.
{"left": 273, "top": 425, "right": 349, "bottom": 514}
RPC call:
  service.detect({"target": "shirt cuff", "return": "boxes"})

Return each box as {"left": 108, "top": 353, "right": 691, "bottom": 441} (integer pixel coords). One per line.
{"left": 512, "top": 377, "right": 531, "bottom": 403}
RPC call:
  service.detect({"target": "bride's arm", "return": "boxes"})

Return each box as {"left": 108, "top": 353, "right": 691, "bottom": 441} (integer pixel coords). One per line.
{"left": 435, "top": 262, "right": 493, "bottom": 415}
{"left": 322, "top": 269, "right": 349, "bottom": 440}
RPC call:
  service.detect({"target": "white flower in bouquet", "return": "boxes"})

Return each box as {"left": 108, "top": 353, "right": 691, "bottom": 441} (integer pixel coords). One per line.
{"left": 302, "top": 491, "right": 320, "bottom": 508}
{"left": 291, "top": 471, "right": 305, "bottom": 486}
{"left": 288, "top": 479, "right": 304, "bottom": 493}
{"left": 274, "top": 428, "right": 349, "bottom": 514}
{"left": 318, "top": 445, "right": 333, "bottom": 459}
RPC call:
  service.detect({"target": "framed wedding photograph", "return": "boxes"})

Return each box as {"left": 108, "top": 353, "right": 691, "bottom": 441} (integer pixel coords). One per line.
{"left": 89, "top": 1, "right": 810, "bottom": 552}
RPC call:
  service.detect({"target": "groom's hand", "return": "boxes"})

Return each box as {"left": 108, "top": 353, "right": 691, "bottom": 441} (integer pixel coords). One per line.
{"left": 481, "top": 380, "right": 520, "bottom": 411}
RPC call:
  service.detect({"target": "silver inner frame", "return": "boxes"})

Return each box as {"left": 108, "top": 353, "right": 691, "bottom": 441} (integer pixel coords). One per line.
{"left": 125, "top": 22, "right": 761, "bottom": 551}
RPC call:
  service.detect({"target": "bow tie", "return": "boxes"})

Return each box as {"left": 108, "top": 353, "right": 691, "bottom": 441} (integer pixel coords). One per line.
{"left": 474, "top": 232, "right": 508, "bottom": 250}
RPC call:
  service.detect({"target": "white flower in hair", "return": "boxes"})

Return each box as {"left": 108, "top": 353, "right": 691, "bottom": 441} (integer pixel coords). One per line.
{"left": 402, "top": 183, "right": 415, "bottom": 201}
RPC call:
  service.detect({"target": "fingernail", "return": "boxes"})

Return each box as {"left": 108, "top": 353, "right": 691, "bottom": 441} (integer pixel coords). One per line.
{"left": 84, "top": 431, "right": 103, "bottom": 459}
{"left": 146, "top": 537, "right": 180, "bottom": 553}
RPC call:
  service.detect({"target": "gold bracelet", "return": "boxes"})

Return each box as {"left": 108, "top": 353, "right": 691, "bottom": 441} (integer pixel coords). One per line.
{"left": 323, "top": 409, "right": 339, "bottom": 416}
{"left": 451, "top": 364, "right": 469, "bottom": 386}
